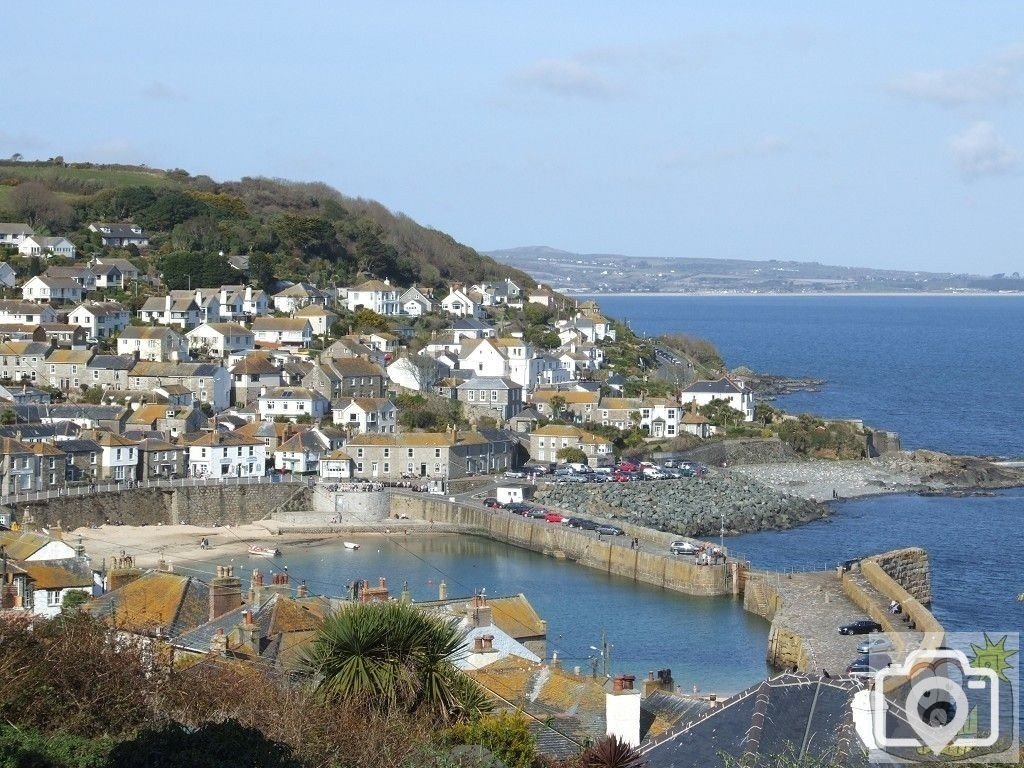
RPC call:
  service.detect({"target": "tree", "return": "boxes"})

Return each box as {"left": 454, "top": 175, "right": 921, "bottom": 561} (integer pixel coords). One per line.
{"left": 9, "top": 181, "right": 74, "bottom": 230}
{"left": 548, "top": 395, "right": 567, "bottom": 421}
{"left": 106, "top": 721, "right": 301, "bottom": 768}
{"left": 248, "top": 252, "right": 276, "bottom": 290}
{"left": 0, "top": 409, "right": 15, "bottom": 425}
{"left": 556, "top": 446, "right": 588, "bottom": 465}
{"left": 299, "top": 600, "right": 491, "bottom": 723}
{"left": 60, "top": 590, "right": 89, "bottom": 613}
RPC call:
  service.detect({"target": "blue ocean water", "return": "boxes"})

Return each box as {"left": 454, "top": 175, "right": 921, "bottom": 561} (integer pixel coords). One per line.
{"left": 594, "top": 295, "right": 1024, "bottom": 458}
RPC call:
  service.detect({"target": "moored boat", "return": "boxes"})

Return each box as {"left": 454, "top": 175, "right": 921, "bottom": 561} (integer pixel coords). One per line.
{"left": 248, "top": 545, "right": 281, "bottom": 558}
{"left": 344, "top": 541, "right": 360, "bottom": 550}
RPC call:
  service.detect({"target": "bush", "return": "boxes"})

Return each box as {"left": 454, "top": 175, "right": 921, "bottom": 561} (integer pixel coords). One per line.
{"left": 446, "top": 712, "right": 536, "bottom": 768}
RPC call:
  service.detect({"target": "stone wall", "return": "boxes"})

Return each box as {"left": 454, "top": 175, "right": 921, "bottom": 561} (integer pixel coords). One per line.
{"left": 391, "top": 495, "right": 733, "bottom": 596}
{"left": 7, "top": 483, "right": 310, "bottom": 531}
{"left": 867, "top": 547, "right": 931, "bottom": 605}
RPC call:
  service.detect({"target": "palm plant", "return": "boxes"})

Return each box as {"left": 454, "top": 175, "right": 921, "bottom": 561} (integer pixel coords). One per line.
{"left": 579, "top": 735, "right": 647, "bottom": 768}
{"left": 299, "top": 600, "right": 490, "bottom": 723}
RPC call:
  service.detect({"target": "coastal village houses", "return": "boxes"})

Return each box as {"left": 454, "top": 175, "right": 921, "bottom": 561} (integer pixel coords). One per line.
{"left": 680, "top": 377, "right": 755, "bottom": 422}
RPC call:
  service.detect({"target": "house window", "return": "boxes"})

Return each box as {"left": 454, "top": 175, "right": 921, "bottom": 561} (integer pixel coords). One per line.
{"left": 434, "top": 448, "right": 441, "bottom": 458}
{"left": 468, "top": 390, "right": 475, "bottom": 401}
{"left": 356, "top": 462, "right": 363, "bottom": 473}
{"left": 90, "top": 453, "right": 97, "bottom": 465}
{"left": 407, "top": 448, "right": 414, "bottom": 458}
{"left": 383, "top": 448, "right": 390, "bottom": 458}
{"left": 356, "top": 448, "right": 364, "bottom": 458}
{"left": 47, "top": 590, "right": 62, "bottom": 607}
{"left": 383, "top": 463, "right": 389, "bottom": 473}
{"left": 407, "top": 462, "right": 414, "bottom": 474}
{"left": 201, "top": 448, "right": 207, "bottom": 458}
{"left": 491, "top": 390, "right": 498, "bottom": 401}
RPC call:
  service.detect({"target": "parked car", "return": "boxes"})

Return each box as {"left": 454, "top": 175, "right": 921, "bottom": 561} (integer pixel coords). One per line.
{"left": 838, "top": 619, "right": 883, "bottom": 635}
{"left": 566, "top": 517, "right": 600, "bottom": 530}
{"left": 670, "top": 540, "right": 700, "bottom": 555}
{"left": 506, "top": 502, "right": 531, "bottom": 515}
{"left": 597, "top": 524, "right": 625, "bottom": 536}
{"left": 504, "top": 470, "right": 527, "bottom": 479}
{"left": 857, "top": 636, "right": 894, "bottom": 654}
{"left": 545, "top": 512, "right": 564, "bottom": 523}
{"left": 523, "top": 464, "right": 550, "bottom": 475}
{"left": 847, "top": 653, "right": 892, "bottom": 678}
{"left": 482, "top": 497, "right": 501, "bottom": 509}
{"left": 527, "top": 507, "right": 548, "bottom": 519}
{"left": 616, "top": 462, "right": 638, "bottom": 472}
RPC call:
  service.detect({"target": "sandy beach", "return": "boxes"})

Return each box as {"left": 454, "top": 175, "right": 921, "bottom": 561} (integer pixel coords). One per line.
{"left": 72, "top": 523, "right": 350, "bottom": 571}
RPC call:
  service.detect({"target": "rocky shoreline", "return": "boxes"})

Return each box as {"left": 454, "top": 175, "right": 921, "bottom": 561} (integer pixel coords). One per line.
{"left": 534, "top": 450, "right": 1024, "bottom": 539}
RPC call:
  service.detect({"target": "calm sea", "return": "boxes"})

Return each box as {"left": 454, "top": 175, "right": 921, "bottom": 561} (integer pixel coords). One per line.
{"left": 594, "top": 294, "right": 1024, "bottom": 458}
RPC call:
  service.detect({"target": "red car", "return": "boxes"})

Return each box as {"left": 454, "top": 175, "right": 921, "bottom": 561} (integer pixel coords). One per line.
{"left": 616, "top": 462, "right": 638, "bottom": 472}
{"left": 545, "top": 512, "right": 564, "bottom": 523}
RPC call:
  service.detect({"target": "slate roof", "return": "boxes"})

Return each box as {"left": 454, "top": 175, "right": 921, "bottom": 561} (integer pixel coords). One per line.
{"left": 71, "top": 301, "right": 129, "bottom": 317}
{"left": 230, "top": 354, "right": 280, "bottom": 375}
{"left": 130, "top": 361, "right": 222, "bottom": 377}
{"left": 88, "top": 354, "right": 136, "bottom": 370}
{"left": 90, "top": 223, "right": 145, "bottom": 238}
{"left": 641, "top": 674, "right": 862, "bottom": 768}
{"left": 55, "top": 438, "right": 101, "bottom": 455}
{"left": 276, "top": 430, "right": 330, "bottom": 453}
{"left": 417, "top": 593, "right": 547, "bottom": 640}
{"left": 88, "top": 571, "right": 211, "bottom": 638}
{"left": 46, "top": 404, "right": 127, "bottom": 420}
{"left": 680, "top": 377, "right": 744, "bottom": 395}
{"left": 0, "top": 223, "right": 34, "bottom": 236}
{"left": 0, "top": 530, "right": 71, "bottom": 560}
{"left": 22, "top": 557, "right": 93, "bottom": 589}
{"left": 457, "top": 377, "right": 520, "bottom": 391}
{"left": 251, "top": 317, "right": 311, "bottom": 332}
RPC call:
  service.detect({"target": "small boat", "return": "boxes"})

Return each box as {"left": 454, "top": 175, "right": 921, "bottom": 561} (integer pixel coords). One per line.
{"left": 248, "top": 545, "right": 281, "bottom": 558}
{"left": 344, "top": 541, "right": 360, "bottom": 551}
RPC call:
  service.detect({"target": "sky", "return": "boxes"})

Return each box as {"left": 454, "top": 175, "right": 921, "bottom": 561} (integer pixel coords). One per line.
{"left": 4, "top": 3, "right": 1024, "bottom": 274}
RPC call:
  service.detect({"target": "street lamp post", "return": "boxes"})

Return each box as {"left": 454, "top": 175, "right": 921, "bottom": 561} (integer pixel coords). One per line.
{"left": 720, "top": 513, "right": 725, "bottom": 552}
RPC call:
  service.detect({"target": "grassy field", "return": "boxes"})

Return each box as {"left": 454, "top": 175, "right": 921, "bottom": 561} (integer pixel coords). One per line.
{"left": 0, "top": 162, "right": 187, "bottom": 210}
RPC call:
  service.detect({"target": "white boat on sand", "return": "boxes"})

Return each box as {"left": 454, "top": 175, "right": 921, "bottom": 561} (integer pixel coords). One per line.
{"left": 248, "top": 545, "right": 281, "bottom": 558}
{"left": 344, "top": 541, "right": 360, "bottom": 550}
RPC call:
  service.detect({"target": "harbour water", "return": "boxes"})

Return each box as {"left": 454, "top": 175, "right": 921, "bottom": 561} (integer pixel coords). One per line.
{"left": 195, "top": 534, "right": 770, "bottom": 695}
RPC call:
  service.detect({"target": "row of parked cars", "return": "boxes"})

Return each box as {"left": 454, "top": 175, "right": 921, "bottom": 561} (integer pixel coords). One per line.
{"left": 546, "top": 460, "right": 708, "bottom": 484}
{"left": 481, "top": 497, "right": 625, "bottom": 535}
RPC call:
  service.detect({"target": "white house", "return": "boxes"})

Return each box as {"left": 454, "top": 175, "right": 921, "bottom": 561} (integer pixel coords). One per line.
{"left": 137, "top": 294, "right": 201, "bottom": 329}
{"left": 67, "top": 301, "right": 131, "bottom": 340}
{"left": 331, "top": 397, "right": 397, "bottom": 434}
{"left": 460, "top": 337, "right": 541, "bottom": 392}
{"left": 0, "top": 300, "right": 57, "bottom": 325}
{"left": 318, "top": 448, "right": 353, "bottom": 480}
{"left": 251, "top": 317, "right": 312, "bottom": 348}
{"left": 128, "top": 362, "right": 230, "bottom": 411}
{"left": 400, "top": 286, "right": 434, "bottom": 316}
{"left": 680, "top": 377, "right": 755, "bottom": 422}
{"left": 18, "top": 236, "right": 77, "bottom": 260}
{"left": 118, "top": 326, "right": 190, "bottom": 362}
{"left": 0, "top": 222, "right": 35, "bottom": 250}
{"left": 294, "top": 304, "right": 338, "bottom": 336}
{"left": 273, "top": 429, "right": 331, "bottom": 474}
{"left": 441, "top": 287, "right": 480, "bottom": 318}
{"left": 272, "top": 283, "right": 328, "bottom": 314}
{"left": 186, "top": 323, "right": 255, "bottom": 359}
{"left": 95, "top": 432, "right": 139, "bottom": 481}
{"left": 347, "top": 279, "right": 402, "bottom": 316}
{"left": 21, "top": 276, "right": 83, "bottom": 304}
{"left": 0, "top": 530, "right": 77, "bottom": 561}
{"left": 89, "top": 222, "right": 149, "bottom": 248}
{"left": 44, "top": 265, "right": 97, "bottom": 291}
{"left": 257, "top": 386, "right": 331, "bottom": 422}
{"left": 24, "top": 559, "right": 93, "bottom": 618}
{"left": 91, "top": 263, "right": 123, "bottom": 289}
{"left": 92, "top": 257, "right": 140, "bottom": 282}
{"left": 185, "top": 431, "right": 266, "bottom": 478}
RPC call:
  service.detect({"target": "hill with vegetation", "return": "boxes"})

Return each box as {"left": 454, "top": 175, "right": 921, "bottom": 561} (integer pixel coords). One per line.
{"left": 0, "top": 158, "right": 532, "bottom": 293}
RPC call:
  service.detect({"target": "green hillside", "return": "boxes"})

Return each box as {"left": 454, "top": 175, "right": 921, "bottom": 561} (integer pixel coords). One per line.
{"left": 0, "top": 158, "right": 532, "bottom": 292}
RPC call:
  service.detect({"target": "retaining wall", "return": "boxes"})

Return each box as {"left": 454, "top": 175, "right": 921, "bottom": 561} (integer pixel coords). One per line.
{"left": 391, "top": 495, "right": 732, "bottom": 596}
{"left": 8, "top": 483, "right": 310, "bottom": 530}
{"left": 867, "top": 547, "right": 931, "bottom": 606}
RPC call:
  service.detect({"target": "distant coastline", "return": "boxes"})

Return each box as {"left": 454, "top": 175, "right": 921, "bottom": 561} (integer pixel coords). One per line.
{"left": 571, "top": 291, "right": 1024, "bottom": 298}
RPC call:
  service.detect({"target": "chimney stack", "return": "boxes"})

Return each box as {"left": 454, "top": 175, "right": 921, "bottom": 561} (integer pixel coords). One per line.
{"left": 606, "top": 675, "right": 641, "bottom": 748}
{"left": 209, "top": 565, "right": 243, "bottom": 621}
{"left": 466, "top": 594, "right": 492, "bottom": 628}
{"left": 249, "top": 568, "right": 265, "bottom": 604}
{"left": 210, "top": 627, "right": 227, "bottom": 654}
{"left": 297, "top": 580, "right": 308, "bottom": 598}
{"left": 236, "top": 609, "right": 259, "bottom": 655}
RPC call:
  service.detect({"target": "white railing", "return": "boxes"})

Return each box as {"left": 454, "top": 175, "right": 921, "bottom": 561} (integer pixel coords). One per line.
{"left": 1, "top": 474, "right": 305, "bottom": 505}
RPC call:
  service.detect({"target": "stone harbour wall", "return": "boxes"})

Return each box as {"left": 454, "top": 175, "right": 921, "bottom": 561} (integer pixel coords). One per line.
{"left": 6, "top": 483, "right": 310, "bottom": 530}
{"left": 390, "top": 495, "right": 734, "bottom": 596}
{"left": 867, "top": 547, "right": 931, "bottom": 605}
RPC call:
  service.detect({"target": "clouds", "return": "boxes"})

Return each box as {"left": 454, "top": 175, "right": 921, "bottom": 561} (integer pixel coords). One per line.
{"left": 890, "top": 46, "right": 1024, "bottom": 107}
{"left": 142, "top": 80, "right": 188, "bottom": 102}
{"left": 510, "top": 58, "right": 617, "bottom": 100}
{"left": 948, "top": 121, "right": 1018, "bottom": 181}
